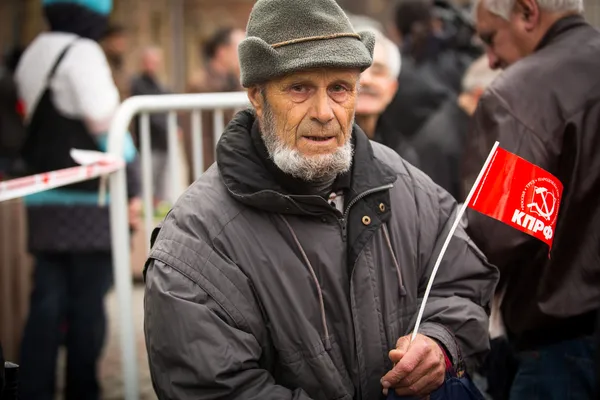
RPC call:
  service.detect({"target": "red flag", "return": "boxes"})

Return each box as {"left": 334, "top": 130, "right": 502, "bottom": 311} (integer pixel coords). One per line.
{"left": 468, "top": 147, "right": 563, "bottom": 250}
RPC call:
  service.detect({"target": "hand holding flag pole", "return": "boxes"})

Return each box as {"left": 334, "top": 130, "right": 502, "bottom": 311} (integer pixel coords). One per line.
{"left": 410, "top": 141, "right": 500, "bottom": 342}
{"left": 410, "top": 141, "right": 563, "bottom": 341}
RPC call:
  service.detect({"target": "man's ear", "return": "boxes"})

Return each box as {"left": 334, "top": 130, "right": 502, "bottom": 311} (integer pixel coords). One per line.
{"left": 247, "top": 86, "right": 264, "bottom": 118}
{"left": 515, "top": 0, "right": 540, "bottom": 31}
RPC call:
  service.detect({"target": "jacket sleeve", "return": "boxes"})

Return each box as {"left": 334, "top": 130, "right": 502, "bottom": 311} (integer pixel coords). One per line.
{"left": 462, "top": 90, "right": 548, "bottom": 278}
{"left": 144, "top": 259, "right": 314, "bottom": 400}
{"left": 416, "top": 183, "right": 499, "bottom": 371}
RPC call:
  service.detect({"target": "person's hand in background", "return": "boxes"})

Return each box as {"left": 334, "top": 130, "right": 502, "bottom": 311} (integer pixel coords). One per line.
{"left": 128, "top": 197, "right": 143, "bottom": 231}
{"left": 381, "top": 333, "right": 446, "bottom": 398}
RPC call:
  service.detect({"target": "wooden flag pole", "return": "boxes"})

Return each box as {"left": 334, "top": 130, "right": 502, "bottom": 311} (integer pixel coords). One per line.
{"left": 411, "top": 141, "right": 500, "bottom": 342}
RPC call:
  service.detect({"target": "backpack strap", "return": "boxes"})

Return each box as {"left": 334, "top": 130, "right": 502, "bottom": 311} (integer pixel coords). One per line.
{"left": 45, "top": 40, "right": 78, "bottom": 85}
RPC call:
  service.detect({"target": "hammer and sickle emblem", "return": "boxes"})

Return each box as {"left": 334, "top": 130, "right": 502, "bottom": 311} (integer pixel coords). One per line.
{"left": 527, "top": 186, "right": 556, "bottom": 221}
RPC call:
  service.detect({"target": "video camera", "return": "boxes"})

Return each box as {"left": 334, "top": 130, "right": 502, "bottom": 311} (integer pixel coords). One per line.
{"left": 432, "top": 0, "right": 483, "bottom": 57}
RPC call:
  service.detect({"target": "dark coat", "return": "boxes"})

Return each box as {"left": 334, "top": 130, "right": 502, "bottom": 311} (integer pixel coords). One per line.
{"left": 412, "top": 98, "right": 470, "bottom": 202}
{"left": 143, "top": 110, "right": 498, "bottom": 399}
{"left": 463, "top": 16, "right": 600, "bottom": 346}
{"left": 130, "top": 73, "right": 170, "bottom": 152}
{"left": 378, "top": 56, "right": 452, "bottom": 141}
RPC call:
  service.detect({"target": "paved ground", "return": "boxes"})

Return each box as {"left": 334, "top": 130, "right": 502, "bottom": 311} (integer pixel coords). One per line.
{"left": 99, "top": 283, "right": 156, "bottom": 400}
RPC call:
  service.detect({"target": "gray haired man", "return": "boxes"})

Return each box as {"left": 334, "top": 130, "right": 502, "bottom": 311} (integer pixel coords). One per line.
{"left": 353, "top": 28, "right": 420, "bottom": 167}
{"left": 464, "top": 0, "right": 600, "bottom": 398}
{"left": 144, "top": 0, "right": 498, "bottom": 398}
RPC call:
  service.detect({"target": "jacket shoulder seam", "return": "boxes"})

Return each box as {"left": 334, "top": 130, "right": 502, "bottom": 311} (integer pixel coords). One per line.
{"left": 150, "top": 242, "right": 255, "bottom": 333}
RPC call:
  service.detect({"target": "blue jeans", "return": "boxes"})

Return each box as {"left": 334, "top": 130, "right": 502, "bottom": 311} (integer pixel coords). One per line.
{"left": 510, "top": 336, "right": 596, "bottom": 400}
{"left": 19, "top": 252, "right": 113, "bottom": 400}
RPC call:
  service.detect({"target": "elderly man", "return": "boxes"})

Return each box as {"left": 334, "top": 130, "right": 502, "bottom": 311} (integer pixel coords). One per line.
{"left": 186, "top": 27, "right": 246, "bottom": 172}
{"left": 354, "top": 28, "right": 420, "bottom": 167}
{"left": 144, "top": 0, "right": 497, "bottom": 399}
{"left": 464, "top": 0, "right": 600, "bottom": 398}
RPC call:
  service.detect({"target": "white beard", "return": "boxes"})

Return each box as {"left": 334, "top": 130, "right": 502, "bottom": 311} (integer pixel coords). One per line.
{"left": 260, "top": 104, "right": 354, "bottom": 182}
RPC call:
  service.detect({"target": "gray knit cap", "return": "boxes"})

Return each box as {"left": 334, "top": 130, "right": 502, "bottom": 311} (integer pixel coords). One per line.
{"left": 238, "top": 0, "right": 375, "bottom": 87}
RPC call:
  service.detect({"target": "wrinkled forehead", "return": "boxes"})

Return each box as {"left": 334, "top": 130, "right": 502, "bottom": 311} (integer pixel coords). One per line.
{"left": 269, "top": 68, "right": 362, "bottom": 86}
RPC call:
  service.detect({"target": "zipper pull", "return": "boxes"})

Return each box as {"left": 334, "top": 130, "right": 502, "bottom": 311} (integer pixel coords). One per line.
{"left": 323, "top": 336, "right": 332, "bottom": 351}
{"left": 341, "top": 219, "right": 347, "bottom": 241}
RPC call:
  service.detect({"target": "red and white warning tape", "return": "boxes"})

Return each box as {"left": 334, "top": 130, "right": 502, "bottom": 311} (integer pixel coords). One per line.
{"left": 0, "top": 151, "right": 125, "bottom": 203}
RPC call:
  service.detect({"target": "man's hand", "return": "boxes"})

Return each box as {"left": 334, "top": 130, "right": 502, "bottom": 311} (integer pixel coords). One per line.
{"left": 381, "top": 334, "right": 446, "bottom": 397}
{"left": 128, "top": 197, "right": 143, "bottom": 231}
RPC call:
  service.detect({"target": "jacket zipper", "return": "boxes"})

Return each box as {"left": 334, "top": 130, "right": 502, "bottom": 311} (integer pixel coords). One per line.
{"left": 339, "top": 183, "right": 394, "bottom": 241}
{"left": 348, "top": 266, "right": 363, "bottom": 399}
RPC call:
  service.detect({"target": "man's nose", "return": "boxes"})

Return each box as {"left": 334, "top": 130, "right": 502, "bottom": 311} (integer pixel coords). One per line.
{"left": 311, "top": 89, "right": 335, "bottom": 125}
{"left": 487, "top": 48, "right": 501, "bottom": 70}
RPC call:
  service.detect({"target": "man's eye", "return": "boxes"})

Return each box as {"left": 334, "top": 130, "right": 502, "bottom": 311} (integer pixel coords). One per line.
{"left": 371, "top": 66, "right": 387, "bottom": 77}
{"left": 331, "top": 84, "right": 347, "bottom": 92}
{"left": 290, "top": 85, "right": 306, "bottom": 93}
{"left": 481, "top": 32, "right": 495, "bottom": 47}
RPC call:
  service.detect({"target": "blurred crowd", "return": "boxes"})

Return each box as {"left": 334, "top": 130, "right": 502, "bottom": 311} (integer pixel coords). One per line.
{"left": 1, "top": 0, "right": 488, "bottom": 205}
{"left": 0, "top": 0, "right": 598, "bottom": 399}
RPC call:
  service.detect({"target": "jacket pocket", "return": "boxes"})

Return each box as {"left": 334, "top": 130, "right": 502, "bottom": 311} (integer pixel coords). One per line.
{"left": 276, "top": 337, "right": 353, "bottom": 400}
{"left": 386, "top": 304, "right": 419, "bottom": 349}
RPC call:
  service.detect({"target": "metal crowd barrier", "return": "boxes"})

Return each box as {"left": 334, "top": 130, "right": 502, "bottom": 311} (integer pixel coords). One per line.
{"left": 106, "top": 91, "right": 250, "bottom": 400}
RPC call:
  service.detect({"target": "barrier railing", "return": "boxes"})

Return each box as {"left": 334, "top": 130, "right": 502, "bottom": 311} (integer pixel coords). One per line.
{"left": 106, "top": 92, "right": 250, "bottom": 400}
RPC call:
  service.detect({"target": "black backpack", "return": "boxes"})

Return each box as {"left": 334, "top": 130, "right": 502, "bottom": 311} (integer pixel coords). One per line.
{"left": 19, "top": 40, "right": 101, "bottom": 191}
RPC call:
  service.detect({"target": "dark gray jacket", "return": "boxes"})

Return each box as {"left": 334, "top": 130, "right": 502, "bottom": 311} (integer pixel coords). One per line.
{"left": 144, "top": 110, "right": 498, "bottom": 400}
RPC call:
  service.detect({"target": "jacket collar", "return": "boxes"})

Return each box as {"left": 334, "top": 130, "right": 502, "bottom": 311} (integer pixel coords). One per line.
{"left": 216, "top": 109, "right": 397, "bottom": 215}
{"left": 536, "top": 14, "right": 588, "bottom": 51}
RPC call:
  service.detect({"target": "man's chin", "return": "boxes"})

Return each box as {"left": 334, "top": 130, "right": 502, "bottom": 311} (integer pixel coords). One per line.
{"left": 299, "top": 151, "right": 337, "bottom": 160}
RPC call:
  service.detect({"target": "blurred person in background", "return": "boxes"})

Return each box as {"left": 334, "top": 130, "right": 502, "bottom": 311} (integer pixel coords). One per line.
{"left": 0, "top": 47, "right": 26, "bottom": 178}
{"left": 184, "top": 27, "right": 245, "bottom": 175}
{"left": 353, "top": 27, "right": 420, "bottom": 167}
{"left": 346, "top": 12, "right": 385, "bottom": 32}
{"left": 395, "top": 0, "right": 480, "bottom": 94}
{"left": 101, "top": 24, "right": 130, "bottom": 99}
{"left": 464, "top": 0, "right": 600, "bottom": 398}
{"left": 130, "top": 46, "right": 174, "bottom": 205}
{"left": 432, "top": 0, "right": 485, "bottom": 65}
{"left": 190, "top": 27, "right": 245, "bottom": 94}
{"left": 377, "top": 0, "right": 481, "bottom": 146}
{"left": 14, "top": 0, "right": 141, "bottom": 398}
{"left": 413, "top": 55, "right": 501, "bottom": 202}
{"left": 377, "top": 1, "right": 452, "bottom": 145}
